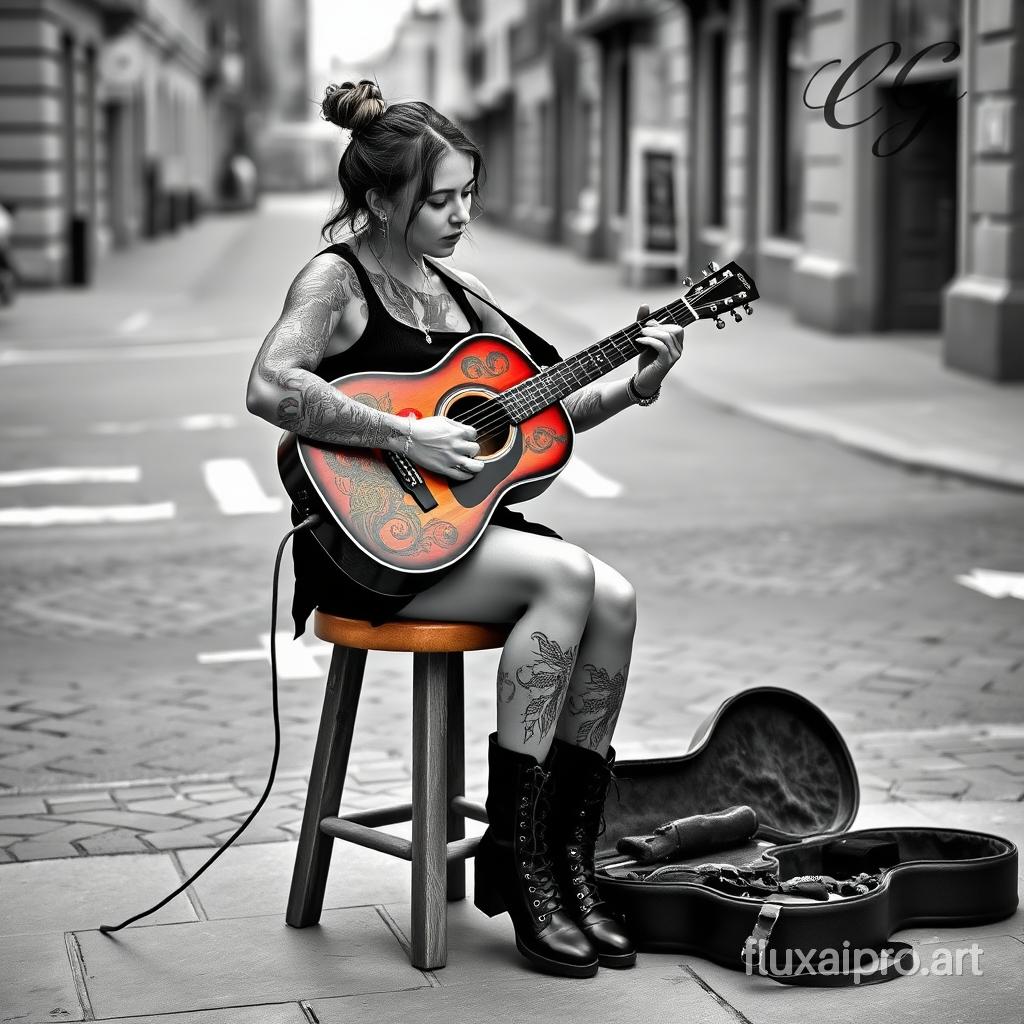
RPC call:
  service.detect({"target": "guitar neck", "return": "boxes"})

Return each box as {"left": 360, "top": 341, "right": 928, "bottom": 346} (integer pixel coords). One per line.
{"left": 498, "top": 297, "right": 695, "bottom": 423}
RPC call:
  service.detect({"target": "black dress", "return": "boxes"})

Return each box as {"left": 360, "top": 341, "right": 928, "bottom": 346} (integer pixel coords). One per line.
{"left": 291, "top": 241, "right": 565, "bottom": 636}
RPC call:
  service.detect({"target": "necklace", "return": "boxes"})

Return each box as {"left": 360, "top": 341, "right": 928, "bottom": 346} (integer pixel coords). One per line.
{"left": 370, "top": 245, "right": 434, "bottom": 344}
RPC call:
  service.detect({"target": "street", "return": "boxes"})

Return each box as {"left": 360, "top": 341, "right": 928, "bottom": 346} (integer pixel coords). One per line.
{"left": 1, "top": 194, "right": 1022, "bottom": 859}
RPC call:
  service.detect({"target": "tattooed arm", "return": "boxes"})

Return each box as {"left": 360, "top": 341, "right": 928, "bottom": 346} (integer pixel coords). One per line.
{"left": 561, "top": 381, "right": 640, "bottom": 433}
{"left": 245, "top": 256, "right": 407, "bottom": 450}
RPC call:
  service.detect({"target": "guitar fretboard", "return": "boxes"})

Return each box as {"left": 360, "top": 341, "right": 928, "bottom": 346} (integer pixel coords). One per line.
{"left": 497, "top": 298, "right": 695, "bottom": 423}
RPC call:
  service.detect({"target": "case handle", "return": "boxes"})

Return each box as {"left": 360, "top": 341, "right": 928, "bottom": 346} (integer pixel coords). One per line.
{"left": 741, "top": 901, "right": 915, "bottom": 987}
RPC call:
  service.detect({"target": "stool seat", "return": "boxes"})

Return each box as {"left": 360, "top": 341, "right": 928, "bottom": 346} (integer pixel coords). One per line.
{"left": 313, "top": 610, "right": 511, "bottom": 653}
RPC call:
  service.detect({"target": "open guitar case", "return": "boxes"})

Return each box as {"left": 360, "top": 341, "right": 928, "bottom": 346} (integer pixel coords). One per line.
{"left": 594, "top": 687, "right": 1019, "bottom": 986}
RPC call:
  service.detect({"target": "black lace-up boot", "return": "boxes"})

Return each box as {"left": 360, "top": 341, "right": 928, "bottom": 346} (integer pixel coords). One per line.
{"left": 473, "top": 734, "right": 599, "bottom": 977}
{"left": 548, "top": 738, "right": 637, "bottom": 968}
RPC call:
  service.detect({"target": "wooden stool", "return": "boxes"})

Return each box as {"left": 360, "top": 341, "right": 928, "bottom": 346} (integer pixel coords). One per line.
{"left": 286, "top": 610, "right": 512, "bottom": 970}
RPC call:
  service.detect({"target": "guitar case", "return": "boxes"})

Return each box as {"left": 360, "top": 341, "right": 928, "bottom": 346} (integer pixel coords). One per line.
{"left": 594, "top": 687, "right": 1019, "bottom": 986}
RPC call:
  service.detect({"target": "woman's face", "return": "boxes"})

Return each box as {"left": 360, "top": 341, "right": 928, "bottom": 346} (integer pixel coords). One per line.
{"left": 389, "top": 148, "right": 476, "bottom": 260}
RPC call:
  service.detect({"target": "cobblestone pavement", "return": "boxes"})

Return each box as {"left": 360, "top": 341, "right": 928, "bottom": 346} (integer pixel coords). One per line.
{"left": 1, "top": 530, "right": 1021, "bottom": 861}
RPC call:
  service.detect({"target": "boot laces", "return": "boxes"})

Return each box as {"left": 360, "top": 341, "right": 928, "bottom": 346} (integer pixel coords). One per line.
{"left": 520, "top": 764, "right": 561, "bottom": 919}
{"left": 567, "top": 765, "right": 618, "bottom": 905}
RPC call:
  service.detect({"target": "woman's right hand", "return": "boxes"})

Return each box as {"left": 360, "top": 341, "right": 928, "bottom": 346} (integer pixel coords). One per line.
{"left": 406, "top": 416, "right": 483, "bottom": 481}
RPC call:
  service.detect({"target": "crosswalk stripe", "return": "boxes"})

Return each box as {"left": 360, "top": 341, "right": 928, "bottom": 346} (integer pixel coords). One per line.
{"left": 0, "top": 502, "right": 176, "bottom": 526}
{"left": 202, "top": 458, "right": 283, "bottom": 515}
{"left": 0, "top": 466, "right": 140, "bottom": 487}
{"left": 559, "top": 456, "right": 623, "bottom": 498}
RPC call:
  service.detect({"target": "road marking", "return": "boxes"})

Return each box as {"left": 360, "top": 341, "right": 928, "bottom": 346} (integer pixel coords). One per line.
{"left": 198, "top": 632, "right": 328, "bottom": 680}
{"left": 202, "top": 458, "right": 283, "bottom": 515}
{"left": 117, "top": 310, "right": 152, "bottom": 334}
{"left": 0, "top": 336, "right": 253, "bottom": 366}
{"left": 0, "top": 466, "right": 140, "bottom": 486}
{"left": 955, "top": 569, "right": 1024, "bottom": 600}
{"left": 560, "top": 456, "right": 623, "bottom": 498}
{"left": 0, "top": 502, "right": 175, "bottom": 526}
{"left": 91, "top": 413, "right": 239, "bottom": 436}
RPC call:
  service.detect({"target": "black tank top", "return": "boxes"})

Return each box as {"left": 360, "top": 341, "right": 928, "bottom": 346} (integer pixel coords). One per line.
{"left": 289, "top": 240, "right": 563, "bottom": 636}
{"left": 312, "top": 240, "right": 484, "bottom": 381}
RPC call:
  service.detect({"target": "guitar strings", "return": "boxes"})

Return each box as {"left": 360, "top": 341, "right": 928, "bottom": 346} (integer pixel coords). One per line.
{"left": 452, "top": 298, "right": 694, "bottom": 445}
{"left": 453, "top": 308, "right": 681, "bottom": 444}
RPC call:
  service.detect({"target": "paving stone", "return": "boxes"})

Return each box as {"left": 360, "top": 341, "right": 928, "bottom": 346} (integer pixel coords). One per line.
{"left": 0, "top": 931, "right": 84, "bottom": 1022}
{"left": 120, "top": 795, "right": 209, "bottom": 815}
{"left": 311, "top": 958, "right": 737, "bottom": 1023}
{"left": 0, "top": 793, "right": 49, "bottom": 816}
{"left": 76, "top": 829, "right": 154, "bottom": 855}
{"left": 1, "top": 816, "right": 67, "bottom": 836}
{"left": 0, "top": 852, "right": 196, "bottom": 936}
{"left": 74, "top": 907, "right": 427, "bottom": 1017}
{"left": 48, "top": 809, "right": 200, "bottom": 831}
{"left": 45, "top": 796, "right": 118, "bottom": 813}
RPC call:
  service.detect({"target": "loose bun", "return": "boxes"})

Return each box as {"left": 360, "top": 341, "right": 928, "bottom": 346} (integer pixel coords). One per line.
{"left": 322, "top": 79, "right": 386, "bottom": 132}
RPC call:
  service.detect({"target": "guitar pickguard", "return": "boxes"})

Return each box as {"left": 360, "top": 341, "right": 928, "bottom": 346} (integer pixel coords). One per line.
{"left": 450, "top": 428, "right": 524, "bottom": 508}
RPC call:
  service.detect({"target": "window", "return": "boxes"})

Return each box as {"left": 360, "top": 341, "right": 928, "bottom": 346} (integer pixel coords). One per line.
{"left": 773, "top": 6, "right": 806, "bottom": 239}
{"left": 892, "top": 0, "right": 961, "bottom": 51}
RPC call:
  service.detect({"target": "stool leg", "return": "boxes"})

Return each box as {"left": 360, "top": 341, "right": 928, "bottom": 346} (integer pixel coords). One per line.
{"left": 286, "top": 644, "right": 366, "bottom": 928}
{"left": 411, "top": 651, "right": 448, "bottom": 970}
{"left": 446, "top": 652, "right": 466, "bottom": 902}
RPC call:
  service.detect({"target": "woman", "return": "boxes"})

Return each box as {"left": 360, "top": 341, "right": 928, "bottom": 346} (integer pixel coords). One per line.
{"left": 246, "top": 81, "right": 685, "bottom": 978}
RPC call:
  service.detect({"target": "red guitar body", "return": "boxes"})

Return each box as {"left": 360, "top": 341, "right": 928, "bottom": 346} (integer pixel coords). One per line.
{"left": 278, "top": 335, "right": 574, "bottom": 596}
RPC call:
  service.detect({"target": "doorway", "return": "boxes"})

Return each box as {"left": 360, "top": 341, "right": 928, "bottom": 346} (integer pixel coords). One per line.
{"left": 878, "top": 81, "right": 959, "bottom": 330}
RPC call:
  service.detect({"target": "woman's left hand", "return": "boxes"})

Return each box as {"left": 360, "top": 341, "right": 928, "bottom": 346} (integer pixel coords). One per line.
{"left": 632, "top": 303, "right": 685, "bottom": 397}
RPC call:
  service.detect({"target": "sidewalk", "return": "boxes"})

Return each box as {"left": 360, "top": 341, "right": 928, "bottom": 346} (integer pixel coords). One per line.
{"left": 3, "top": 797, "right": 1022, "bottom": 1023}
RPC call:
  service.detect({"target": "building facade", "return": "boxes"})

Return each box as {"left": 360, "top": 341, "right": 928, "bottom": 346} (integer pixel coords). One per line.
{"left": 0, "top": 0, "right": 257, "bottom": 287}
{"left": 365, "top": 0, "right": 1017, "bottom": 380}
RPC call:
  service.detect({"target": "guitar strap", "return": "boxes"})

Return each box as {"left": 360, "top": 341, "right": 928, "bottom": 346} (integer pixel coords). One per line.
{"left": 424, "top": 256, "right": 562, "bottom": 367}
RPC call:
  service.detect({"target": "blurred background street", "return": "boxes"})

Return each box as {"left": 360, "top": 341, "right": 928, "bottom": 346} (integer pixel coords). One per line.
{"left": 1, "top": 1, "right": 1023, "bottom": 1021}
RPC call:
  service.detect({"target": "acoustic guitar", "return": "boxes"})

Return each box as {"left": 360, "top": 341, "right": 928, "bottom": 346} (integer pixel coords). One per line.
{"left": 279, "top": 261, "right": 760, "bottom": 596}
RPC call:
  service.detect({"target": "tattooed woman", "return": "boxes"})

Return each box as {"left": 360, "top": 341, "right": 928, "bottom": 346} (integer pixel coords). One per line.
{"left": 245, "top": 81, "right": 684, "bottom": 978}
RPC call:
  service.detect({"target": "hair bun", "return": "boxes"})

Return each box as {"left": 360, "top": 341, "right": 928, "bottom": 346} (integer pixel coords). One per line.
{"left": 322, "top": 79, "right": 386, "bottom": 131}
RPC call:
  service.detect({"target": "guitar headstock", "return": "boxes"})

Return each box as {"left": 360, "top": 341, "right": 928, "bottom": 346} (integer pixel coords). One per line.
{"left": 682, "top": 261, "right": 760, "bottom": 329}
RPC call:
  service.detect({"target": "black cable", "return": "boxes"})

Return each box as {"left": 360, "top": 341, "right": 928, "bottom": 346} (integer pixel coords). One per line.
{"left": 99, "top": 513, "right": 321, "bottom": 935}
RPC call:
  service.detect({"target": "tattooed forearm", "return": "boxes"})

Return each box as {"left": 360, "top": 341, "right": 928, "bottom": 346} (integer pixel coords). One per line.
{"left": 563, "top": 380, "right": 634, "bottom": 432}
{"left": 568, "top": 661, "right": 628, "bottom": 750}
{"left": 248, "top": 257, "right": 404, "bottom": 448}
{"left": 499, "top": 631, "right": 578, "bottom": 744}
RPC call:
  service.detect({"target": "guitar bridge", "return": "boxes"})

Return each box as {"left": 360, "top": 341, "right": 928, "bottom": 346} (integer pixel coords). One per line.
{"left": 383, "top": 451, "right": 437, "bottom": 513}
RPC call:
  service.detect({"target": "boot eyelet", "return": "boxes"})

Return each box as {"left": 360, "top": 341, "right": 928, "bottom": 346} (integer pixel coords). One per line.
{"left": 528, "top": 886, "right": 535, "bottom": 892}
{"left": 533, "top": 900, "right": 541, "bottom": 907}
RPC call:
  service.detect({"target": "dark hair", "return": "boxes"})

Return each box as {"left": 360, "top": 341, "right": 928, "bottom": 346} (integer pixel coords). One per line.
{"left": 320, "top": 80, "right": 485, "bottom": 246}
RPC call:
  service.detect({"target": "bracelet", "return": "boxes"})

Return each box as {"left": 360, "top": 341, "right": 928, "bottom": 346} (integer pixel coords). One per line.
{"left": 403, "top": 415, "right": 413, "bottom": 456}
{"left": 627, "top": 374, "right": 661, "bottom": 407}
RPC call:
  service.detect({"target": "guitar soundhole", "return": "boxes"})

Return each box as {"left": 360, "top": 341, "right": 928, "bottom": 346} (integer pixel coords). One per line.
{"left": 447, "top": 393, "right": 513, "bottom": 459}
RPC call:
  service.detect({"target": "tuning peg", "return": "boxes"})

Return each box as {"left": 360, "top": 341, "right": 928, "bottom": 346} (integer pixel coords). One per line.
{"left": 714, "top": 316, "right": 725, "bottom": 330}
{"left": 704, "top": 260, "right": 720, "bottom": 275}
{"left": 743, "top": 304, "right": 753, "bottom": 316}
{"left": 731, "top": 309, "right": 742, "bottom": 322}
{"left": 682, "top": 276, "right": 693, "bottom": 287}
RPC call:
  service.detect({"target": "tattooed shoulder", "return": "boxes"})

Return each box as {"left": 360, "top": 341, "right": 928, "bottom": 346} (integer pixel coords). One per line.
{"left": 257, "top": 256, "right": 363, "bottom": 382}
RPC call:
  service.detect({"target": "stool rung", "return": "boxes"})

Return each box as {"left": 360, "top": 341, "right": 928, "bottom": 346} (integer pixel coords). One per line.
{"left": 451, "top": 796, "right": 487, "bottom": 824}
{"left": 319, "top": 817, "right": 412, "bottom": 860}
{"left": 446, "top": 835, "right": 481, "bottom": 862}
{"left": 337, "top": 802, "right": 413, "bottom": 827}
